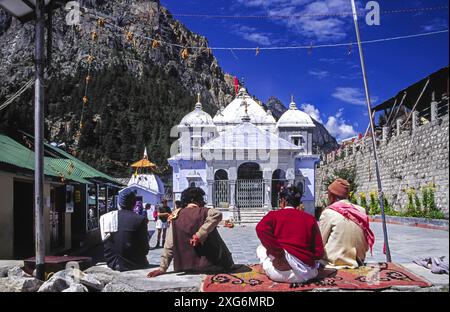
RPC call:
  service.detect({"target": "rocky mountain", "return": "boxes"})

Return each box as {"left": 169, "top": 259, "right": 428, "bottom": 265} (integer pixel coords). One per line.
{"left": 0, "top": 0, "right": 337, "bottom": 176}
{"left": 0, "top": 0, "right": 236, "bottom": 175}
{"left": 264, "top": 97, "right": 338, "bottom": 154}
{"left": 264, "top": 96, "right": 287, "bottom": 120}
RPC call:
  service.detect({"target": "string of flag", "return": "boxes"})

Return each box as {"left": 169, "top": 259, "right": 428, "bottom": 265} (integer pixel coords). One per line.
{"left": 169, "top": 5, "right": 449, "bottom": 19}
{"left": 77, "top": 18, "right": 106, "bottom": 140}
{"left": 82, "top": 9, "right": 450, "bottom": 55}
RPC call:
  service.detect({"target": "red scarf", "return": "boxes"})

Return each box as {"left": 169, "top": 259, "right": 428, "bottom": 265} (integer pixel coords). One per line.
{"left": 328, "top": 201, "right": 375, "bottom": 255}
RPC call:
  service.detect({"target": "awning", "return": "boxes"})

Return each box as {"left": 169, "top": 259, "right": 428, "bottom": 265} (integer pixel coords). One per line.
{"left": 131, "top": 158, "right": 157, "bottom": 168}
{"left": 372, "top": 66, "right": 449, "bottom": 113}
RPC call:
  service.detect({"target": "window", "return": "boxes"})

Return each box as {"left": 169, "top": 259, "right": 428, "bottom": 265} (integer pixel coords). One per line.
{"left": 291, "top": 135, "right": 304, "bottom": 146}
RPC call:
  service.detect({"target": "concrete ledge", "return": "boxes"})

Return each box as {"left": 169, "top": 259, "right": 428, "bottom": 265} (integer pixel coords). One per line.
{"left": 370, "top": 215, "right": 449, "bottom": 231}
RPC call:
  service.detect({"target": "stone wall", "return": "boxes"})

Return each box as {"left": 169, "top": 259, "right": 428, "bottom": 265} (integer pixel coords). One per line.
{"left": 315, "top": 111, "right": 449, "bottom": 216}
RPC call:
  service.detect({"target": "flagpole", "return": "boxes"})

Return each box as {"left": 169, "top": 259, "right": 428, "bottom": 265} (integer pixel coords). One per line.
{"left": 350, "top": 0, "right": 392, "bottom": 262}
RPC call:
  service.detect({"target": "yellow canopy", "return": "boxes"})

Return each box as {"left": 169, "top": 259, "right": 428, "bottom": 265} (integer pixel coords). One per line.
{"left": 131, "top": 158, "right": 157, "bottom": 168}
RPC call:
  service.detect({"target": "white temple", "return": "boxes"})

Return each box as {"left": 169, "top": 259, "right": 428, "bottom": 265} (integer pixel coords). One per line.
{"left": 119, "top": 148, "right": 165, "bottom": 205}
{"left": 168, "top": 88, "right": 319, "bottom": 220}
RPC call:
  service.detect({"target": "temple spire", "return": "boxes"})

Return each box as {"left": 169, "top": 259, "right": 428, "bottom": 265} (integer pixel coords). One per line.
{"left": 143, "top": 147, "right": 148, "bottom": 159}
{"left": 195, "top": 92, "right": 202, "bottom": 110}
{"left": 289, "top": 95, "right": 297, "bottom": 110}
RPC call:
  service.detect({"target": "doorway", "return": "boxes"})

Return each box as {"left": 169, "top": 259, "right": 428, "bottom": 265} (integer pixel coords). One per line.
{"left": 13, "top": 180, "right": 34, "bottom": 259}
{"left": 50, "top": 185, "right": 66, "bottom": 251}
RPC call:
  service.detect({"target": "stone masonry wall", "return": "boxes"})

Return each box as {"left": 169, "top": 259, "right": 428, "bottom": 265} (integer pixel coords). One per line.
{"left": 315, "top": 114, "right": 449, "bottom": 216}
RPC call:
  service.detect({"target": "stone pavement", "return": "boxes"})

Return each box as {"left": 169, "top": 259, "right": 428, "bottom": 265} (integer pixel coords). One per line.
{"left": 147, "top": 222, "right": 449, "bottom": 288}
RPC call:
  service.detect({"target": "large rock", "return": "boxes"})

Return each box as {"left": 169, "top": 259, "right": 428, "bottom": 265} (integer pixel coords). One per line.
{"left": 84, "top": 265, "right": 120, "bottom": 286}
{"left": 38, "top": 268, "right": 103, "bottom": 292}
{"left": 62, "top": 283, "right": 89, "bottom": 292}
{"left": 38, "top": 276, "right": 71, "bottom": 292}
{"left": 0, "top": 276, "right": 43, "bottom": 292}
{"left": 0, "top": 261, "right": 24, "bottom": 278}
{"left": 7, "top": 267, "right": 30, "bottom": 278}
{"left": 102, "top": 269, "right": 204, "bottom": 292}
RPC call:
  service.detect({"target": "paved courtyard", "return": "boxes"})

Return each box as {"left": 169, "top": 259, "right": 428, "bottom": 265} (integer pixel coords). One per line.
{"left": 147, "top": 222, "right": 449, "bottom": 285}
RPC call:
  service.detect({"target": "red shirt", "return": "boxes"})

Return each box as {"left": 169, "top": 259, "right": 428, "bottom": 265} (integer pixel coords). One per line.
{"left": 256, "top": 208, "right": 324, "bottom": 267}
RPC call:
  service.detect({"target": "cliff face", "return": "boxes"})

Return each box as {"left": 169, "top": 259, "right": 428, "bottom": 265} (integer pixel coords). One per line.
{"left": 264, "top": 97, "right": 339, "bottom": 154}
{"left": 0, "top": 0, "right": 235, "bottom": 175}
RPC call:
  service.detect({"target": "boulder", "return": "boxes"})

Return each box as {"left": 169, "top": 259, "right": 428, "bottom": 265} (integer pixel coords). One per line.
{"left": 0, "top": 262, "right": 24, "bottom": 278}
{"left": 38, "top": 268, "right": 103, "bottom": 292}
{"left": 62, "top": 283, "right": 88, "bottom": 292}
{"left": 38, "top": 276, "right": 71, "bottom": 292}
{"left": 0, "top": 276, "right": 43, "bottom": 292}
{"left": 7, "top": 267, "right": 31, "bottom": 278}
{"left": 84, "top": 265, "right": 120, "bottom": 286}
{"left": 79, "top": 273, "right": 103, "bottom": 291}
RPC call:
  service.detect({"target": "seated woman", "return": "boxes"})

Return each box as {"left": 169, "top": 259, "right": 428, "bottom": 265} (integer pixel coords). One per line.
{"left": 147, "top": 187, "right": 234, "bottom": 277}
{"left": 319, "top": 178, "right": 375, "bottom": 269}
{"left": 256, "top": 186, "right": 324, "bottom": 283}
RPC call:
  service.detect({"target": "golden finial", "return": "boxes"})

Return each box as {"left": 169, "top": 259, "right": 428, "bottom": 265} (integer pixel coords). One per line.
{"left": 197, "top": 92, "right": 201, "bottom": 103}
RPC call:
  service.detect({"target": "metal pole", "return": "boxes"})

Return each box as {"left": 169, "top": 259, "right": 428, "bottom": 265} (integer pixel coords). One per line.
{"left": 350, "top": 0, "right": 391, "bottom": 262}
{"left": 34, "top": 0, "right": 46, "bottom": 280}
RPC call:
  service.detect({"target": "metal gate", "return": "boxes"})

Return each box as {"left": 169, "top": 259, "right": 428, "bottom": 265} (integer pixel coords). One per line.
{"left": 236, "top": 179, "right": 264, "bottom": 209}
{"left": 213, "top": 180, "right": 229, "bottom": 208}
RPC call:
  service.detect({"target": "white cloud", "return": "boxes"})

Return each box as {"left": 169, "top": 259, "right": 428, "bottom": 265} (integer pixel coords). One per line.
{"left": 332, "top": 87, "right": 378, "bottom": 106}
{"left": 300, "top": 104, "right": 356, "bottom": 141}
{"left": 237, "top": 0, "right": 353, "bottom": 42}
{"left": 308, "top": 69, "right": 329, "bottom": 79}
{"left": 421, "top": 18, "right": 448, "bottom": 32}
{"left": 234, "top": 25, "right": 274, "bottom": 46}
{"left": 325, "top": 113, "right": 357, "bottom": 141}
{"left": 301, "top": 103, "right": 323, "bottom": 123}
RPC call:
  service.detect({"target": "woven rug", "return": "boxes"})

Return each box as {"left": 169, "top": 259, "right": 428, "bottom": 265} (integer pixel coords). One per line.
{"left": 201, "top": 262, "right": 432, "bottom": 292}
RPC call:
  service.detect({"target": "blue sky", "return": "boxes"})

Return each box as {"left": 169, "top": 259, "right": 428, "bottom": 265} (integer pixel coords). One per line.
{"left": 160, "top": 0, "right": 449, "bottom": 140}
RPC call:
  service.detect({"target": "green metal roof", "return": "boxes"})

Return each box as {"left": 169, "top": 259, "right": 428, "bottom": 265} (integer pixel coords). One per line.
{"left": 0, "top": 134, "right": 119, "bottom": 186}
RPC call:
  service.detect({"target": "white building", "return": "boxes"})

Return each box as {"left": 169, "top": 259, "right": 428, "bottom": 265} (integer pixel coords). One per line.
{"left": 119, "top": 150, "right": 165, "bottom": 206}
{"left": 168, "top": 88, "right": 319, "bottom": 220}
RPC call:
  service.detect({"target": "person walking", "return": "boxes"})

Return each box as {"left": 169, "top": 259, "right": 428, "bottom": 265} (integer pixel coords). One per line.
{"left": 154, "top": 199, "right": 172, "bottom": 249}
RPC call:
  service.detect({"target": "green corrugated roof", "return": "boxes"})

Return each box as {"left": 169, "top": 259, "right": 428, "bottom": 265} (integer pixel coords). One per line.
{"left": 43, "top": 141, "right": 118, "bottom": 184}
{"left": 0, "top": 134, "right": 118, "bottom": 185}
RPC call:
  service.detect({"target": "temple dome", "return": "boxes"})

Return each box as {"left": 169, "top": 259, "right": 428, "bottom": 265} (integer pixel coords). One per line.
{"left": 179, "top": 96, "right": 215, "bottom": 127}
{"left": 216, "top": 88, "right": 271, "bottom": 125}
{"left": 127, "top": 173, "right": 164, "bottom": 194}
{"left": 277, "top": 97, "right": 315, "bottom": 128}
{"left": 264, "top": 110, "right": 276, "bottom": 124}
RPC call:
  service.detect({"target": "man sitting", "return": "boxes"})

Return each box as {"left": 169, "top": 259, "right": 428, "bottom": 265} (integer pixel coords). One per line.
{"left": 256, "top": 186, "right": 324, "bottom": 283}
{"left": 147, "top": 187, "right": 234, "bottom": 277}
{"left": 319, "top": 178, "right": 374, "bottom": 268}
{"left": 102, "top": 189, "right": 150, "bottom": 272}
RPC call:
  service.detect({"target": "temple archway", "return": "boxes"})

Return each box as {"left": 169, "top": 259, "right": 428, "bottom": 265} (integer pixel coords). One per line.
{"left": 272, "top": 169, "right": 287, "bottom": 208}
{"left": 214, "top": 169, "right": 228, "bottom": 181}
{"left": 236, "top": 162, "right": 264, "bottom": 209}
{"left": 237, "top": 162, "right": 262, "bottom": 180}
{"left": 213, "top": 169, "right": 229, "bottom": 208}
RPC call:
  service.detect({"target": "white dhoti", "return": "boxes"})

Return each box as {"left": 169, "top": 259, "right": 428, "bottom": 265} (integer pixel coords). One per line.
{"left": 256, "top": 245, "right": 319, "bottom": 283}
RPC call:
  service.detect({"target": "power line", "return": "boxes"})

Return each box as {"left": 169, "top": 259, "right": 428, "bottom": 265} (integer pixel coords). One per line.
{"left": 83, "top": 10, "right": 449, "bottom": 52}
{"left": 0, "top": 77, "right": 35, "bottom": 111}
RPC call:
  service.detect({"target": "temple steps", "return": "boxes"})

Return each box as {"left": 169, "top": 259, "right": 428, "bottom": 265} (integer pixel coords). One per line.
{"left": 234, "top": 209, "right": 269, "bottom": 224}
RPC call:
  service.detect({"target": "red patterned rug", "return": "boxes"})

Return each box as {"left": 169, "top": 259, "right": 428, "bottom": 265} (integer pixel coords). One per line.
{"left": 201, "top": 263, "right": 432, "bottom": 292}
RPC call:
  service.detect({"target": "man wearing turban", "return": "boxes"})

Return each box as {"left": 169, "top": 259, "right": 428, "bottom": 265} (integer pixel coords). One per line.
{"left": 103, "top": 189, "right": 150, "bottom": 271}
{"left": 319, "top": 178, "right": 375, "bottom": 268}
